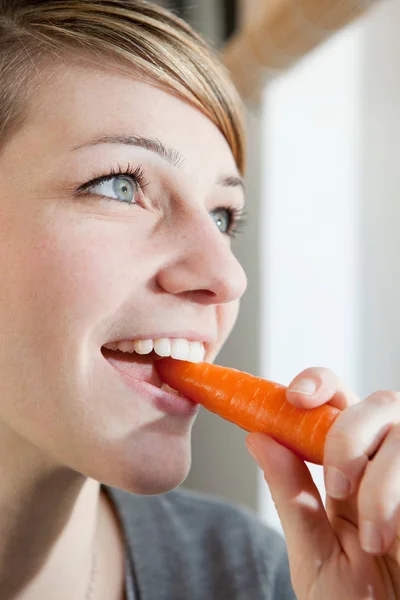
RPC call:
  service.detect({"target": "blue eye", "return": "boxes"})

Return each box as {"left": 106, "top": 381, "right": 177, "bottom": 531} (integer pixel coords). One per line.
{"left": 75, "top": 163, "right": 147, "bottom": 207}
{"left": 211, "top": 208, "right": 230, "bottom": 233}
{"left": 210, "top": 206, "right": 247, "bottom": 238}
{"left": 75, "top": 165, "right": 247, "bottom": 238}
{"left": 90, "top": 175, "right": 136, "bottom": 204}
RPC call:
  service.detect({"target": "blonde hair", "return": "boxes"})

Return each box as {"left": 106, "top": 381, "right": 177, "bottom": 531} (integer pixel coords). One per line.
{"left": 0, "top": 0, "right": 246, "bottom": 173}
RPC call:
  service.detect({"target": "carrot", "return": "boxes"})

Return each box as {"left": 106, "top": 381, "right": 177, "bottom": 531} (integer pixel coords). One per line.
{"left": 155, "top": 358, "right": 341, "bottom": 465}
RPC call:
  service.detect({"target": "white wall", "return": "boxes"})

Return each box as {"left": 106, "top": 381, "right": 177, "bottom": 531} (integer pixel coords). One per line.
{"left": 258, "top": 21, "right": 362, "bottom": 529}
{"left": 358, "top": 0, "right": 400, "bottom": 395}
{"left": 258, "top": 0, "right": 399, "bottom": 531}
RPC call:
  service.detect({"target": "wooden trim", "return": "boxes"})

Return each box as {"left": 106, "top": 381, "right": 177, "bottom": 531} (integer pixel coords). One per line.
{"left": 222, "top": 0, "right": 382, "bottom": 102}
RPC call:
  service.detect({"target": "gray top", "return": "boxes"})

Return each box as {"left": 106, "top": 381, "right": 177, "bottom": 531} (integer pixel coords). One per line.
{"left": 124, "top": 550, "right": 136, "bottom": 600}
{"left": 104, "top": 484, "right": 297, "bottom": 600}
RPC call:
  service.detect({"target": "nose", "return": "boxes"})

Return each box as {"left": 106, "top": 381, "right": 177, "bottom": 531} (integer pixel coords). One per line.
{"left": 156, "top": 211, "right": 248, "bottom": 305}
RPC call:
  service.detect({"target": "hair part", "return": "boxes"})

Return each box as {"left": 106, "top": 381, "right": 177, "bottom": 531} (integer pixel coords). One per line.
{"left": 0, "top": 0, "right": 246, "bottom": 173}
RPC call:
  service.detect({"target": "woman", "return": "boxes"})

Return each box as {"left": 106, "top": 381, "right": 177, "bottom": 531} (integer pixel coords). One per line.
{"left": 0, "top": 1, "right": 399, "bottom": 599}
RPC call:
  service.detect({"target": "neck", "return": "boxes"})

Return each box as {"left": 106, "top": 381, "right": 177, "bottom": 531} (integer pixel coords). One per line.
{"left": 0, "top": 422, "right": 102, "bottom": 600}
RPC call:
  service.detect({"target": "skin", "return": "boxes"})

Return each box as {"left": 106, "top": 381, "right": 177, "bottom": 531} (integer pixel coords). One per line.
{"left": 0, "top": 53, "right": 247, "bottom": 599}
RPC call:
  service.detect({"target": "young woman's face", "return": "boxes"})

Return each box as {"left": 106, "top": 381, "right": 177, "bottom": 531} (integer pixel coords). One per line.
{"left": 0, "top": 56, "right": 247, "bottom": 494}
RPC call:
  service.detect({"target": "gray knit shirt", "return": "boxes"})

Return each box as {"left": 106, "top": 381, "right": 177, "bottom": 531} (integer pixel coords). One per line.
{"left": 105, "top": 484, "right": 297, "bottom": 600}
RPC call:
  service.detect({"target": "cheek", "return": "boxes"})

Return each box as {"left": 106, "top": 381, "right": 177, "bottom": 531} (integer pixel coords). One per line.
{"left": 41, "top": 239, "right": 118, "bottom": 312}
{"left": 2, "top": 216, "right": 146, "bottom": 347}
{"left": 219, "top": 300, "right": 240, "bottom": 341}
{"left": 24, "top": 235, "right": 119, "bottom": 335}
{"left": 208, "top": 300, "right": 240, "bottom": 361}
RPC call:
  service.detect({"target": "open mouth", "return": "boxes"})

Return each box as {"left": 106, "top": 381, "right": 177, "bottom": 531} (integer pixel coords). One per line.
{"left": 101, "top": 346, "right": 172, "bottom": 390}
{"left": 100, "top": 337, "right": 207, "bottom": 409}
{"left": 100, "top": 344, "right": 201, "bottom": 415}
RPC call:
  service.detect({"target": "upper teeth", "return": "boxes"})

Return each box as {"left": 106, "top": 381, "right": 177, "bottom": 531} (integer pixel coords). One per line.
{"left": 103, "top": 338, "right": 205, "bottom": 363}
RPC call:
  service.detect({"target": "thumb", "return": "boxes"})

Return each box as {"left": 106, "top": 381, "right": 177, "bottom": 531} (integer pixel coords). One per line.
{"left": 246, "top": 433, "right": 338, "bottom": 585}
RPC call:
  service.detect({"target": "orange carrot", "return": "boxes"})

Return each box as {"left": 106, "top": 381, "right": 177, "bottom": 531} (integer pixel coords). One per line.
{"left": 156, "top": 358, "right": 341, "bottom": 465}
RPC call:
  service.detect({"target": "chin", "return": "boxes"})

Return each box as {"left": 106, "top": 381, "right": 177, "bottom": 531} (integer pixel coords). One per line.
{"left": 98, "top": 435, "right": 193, "bottom": 496}
{"left": 122, "top": 457, "right": 192, "bottom": 496}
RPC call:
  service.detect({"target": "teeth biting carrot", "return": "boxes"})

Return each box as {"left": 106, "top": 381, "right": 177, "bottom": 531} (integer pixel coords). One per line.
{"left": 155, "top": 358, "right": 341, "bottom": 465}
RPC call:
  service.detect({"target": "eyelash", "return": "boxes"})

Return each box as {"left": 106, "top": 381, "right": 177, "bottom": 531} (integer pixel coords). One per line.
{"left": 75, "top": 162, "right": 247, "bottom": 238}
{"left": 216, "top": 206, "right": 247, "bottom": 239}
{"left": 76, "top": 162, "right": 147, "bottom": 201}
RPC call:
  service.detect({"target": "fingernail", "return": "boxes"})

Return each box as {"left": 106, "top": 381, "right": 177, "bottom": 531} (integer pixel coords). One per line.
{"left": 325, "top": 467, "right": 351, "bottom": 498}
{"left": 289, "top": 377, "right": 318, "bottom": 396}
{"left": 360, "top": 520, "right": 383, "bottom": 554}
{"left": 246, "top": 442, "right": 262, "bottom": 467}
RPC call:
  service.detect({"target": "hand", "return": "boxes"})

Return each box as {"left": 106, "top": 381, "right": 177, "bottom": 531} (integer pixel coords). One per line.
{"left": 246, "top": 368, "right": 400, "bottom": 599}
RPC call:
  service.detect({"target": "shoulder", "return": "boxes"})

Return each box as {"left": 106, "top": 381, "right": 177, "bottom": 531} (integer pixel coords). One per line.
{"left": 109, "top": 482, "right": 282, "bottom": 546}
{"left": 107, "top": 485, "right": 297, "bottom": 600}
{"left": 151, "top": 485, "right": 283, "bottom": 549}
{"left": 160, "top": 487, "right": 292, "bottom": 585}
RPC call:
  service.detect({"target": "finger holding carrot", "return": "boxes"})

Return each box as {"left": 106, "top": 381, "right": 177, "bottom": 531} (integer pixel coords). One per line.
{"left": 247, "top": 367, "right": 400, "bottom": 600}
{"left": 156, "top": 359, "right": 400, "bottom": 599}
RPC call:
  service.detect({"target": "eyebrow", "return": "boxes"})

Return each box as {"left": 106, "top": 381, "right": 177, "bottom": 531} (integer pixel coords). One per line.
{"left": 71, "top": 134, "right": 245, "bottom": 193}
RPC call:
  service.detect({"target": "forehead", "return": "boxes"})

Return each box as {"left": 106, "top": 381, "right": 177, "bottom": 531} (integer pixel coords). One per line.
{"left": 19, "top": 57, "right": 237, "bottom": 174}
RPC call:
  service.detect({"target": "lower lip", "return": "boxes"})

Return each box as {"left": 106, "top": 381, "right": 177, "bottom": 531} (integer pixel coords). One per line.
{"left": 104, "top": 358, "right": 199, "bottom": 417}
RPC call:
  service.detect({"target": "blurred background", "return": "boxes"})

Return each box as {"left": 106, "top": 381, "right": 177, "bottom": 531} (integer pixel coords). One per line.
{"left": 155, "top": 0, "right": 400, "bottom": 533}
